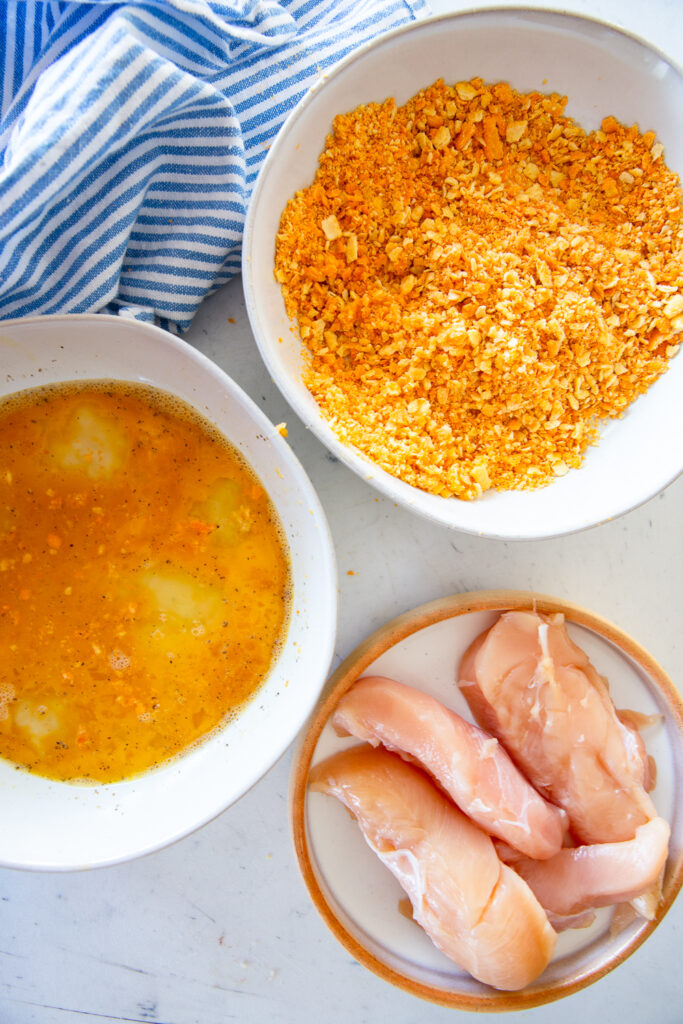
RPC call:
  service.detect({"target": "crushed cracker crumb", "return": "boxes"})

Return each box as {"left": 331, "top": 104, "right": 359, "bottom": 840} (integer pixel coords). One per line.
{"left": 275, "top": 78, "right": 682, "bottom": 500}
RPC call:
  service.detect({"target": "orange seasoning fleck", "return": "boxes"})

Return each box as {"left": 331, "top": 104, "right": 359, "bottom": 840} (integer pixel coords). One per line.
{"left": 274, "top": 78, "right": 683, "bottom": 499}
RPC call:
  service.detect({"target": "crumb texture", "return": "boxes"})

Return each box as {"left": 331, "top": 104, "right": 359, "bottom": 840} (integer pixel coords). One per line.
{"left": 275, "top": 79, "right": 683, "bottom": 499}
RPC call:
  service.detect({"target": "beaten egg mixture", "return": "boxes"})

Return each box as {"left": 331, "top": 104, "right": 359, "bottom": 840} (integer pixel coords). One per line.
{"left": 0, "top": 381, "right": 290, "bottom": 783}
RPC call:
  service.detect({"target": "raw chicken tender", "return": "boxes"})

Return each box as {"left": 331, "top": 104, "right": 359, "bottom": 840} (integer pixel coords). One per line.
{"left": 333, "top": 675, "right": 566, "bottom": 859}
{"left": 498, "top": 817, "right": 670, "bottom": 918}
{"left": 310, "top": 745, "right": 557, "bottom": 991}
{"left": 458, "top": 611, "right": 656, "bottom": 844}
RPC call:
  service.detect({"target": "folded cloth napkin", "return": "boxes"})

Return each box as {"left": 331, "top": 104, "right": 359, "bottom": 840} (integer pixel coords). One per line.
{"left": 0, "top": 0, "right": 425, "bottom": 332}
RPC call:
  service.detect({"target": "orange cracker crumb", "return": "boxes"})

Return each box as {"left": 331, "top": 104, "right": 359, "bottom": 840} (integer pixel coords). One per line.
{"left": 274, "top": 78, "right": 683, "bottom": 500}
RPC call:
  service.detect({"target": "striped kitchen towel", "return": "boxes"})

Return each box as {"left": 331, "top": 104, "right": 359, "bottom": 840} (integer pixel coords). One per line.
{"left": 0, "top": 0, "right": 426, "bottom": 332}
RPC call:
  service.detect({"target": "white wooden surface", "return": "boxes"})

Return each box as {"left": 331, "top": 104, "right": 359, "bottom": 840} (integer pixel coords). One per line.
{"left": 2, "top": 2, "right": 682, "bottom": 1021}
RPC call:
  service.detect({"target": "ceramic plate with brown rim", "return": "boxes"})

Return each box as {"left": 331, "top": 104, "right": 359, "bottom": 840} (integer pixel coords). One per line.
{"left": 290, "top": 590, "right": 683, "bottom": 1012}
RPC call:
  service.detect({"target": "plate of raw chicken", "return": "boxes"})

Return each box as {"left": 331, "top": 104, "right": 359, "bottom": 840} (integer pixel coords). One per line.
{"left": 290, "top": 590, "right": 683, "bottom": 1010}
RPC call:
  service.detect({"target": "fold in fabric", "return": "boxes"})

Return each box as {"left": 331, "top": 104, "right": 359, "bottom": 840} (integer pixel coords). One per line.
{"left": 0, "top": 0, "right": 425, "bottom": 331}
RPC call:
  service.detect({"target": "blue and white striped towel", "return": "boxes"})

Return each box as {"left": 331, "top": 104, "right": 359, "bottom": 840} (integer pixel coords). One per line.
{"left": 0, "top": 0, "right": 425, "bottom": 332}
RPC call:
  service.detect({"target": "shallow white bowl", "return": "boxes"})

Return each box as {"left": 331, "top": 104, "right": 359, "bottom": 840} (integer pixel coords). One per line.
{"left": 291, "top": 591, "right": 683, "bottom": 1010}
{"left": 0, "top": 313, "right": 337, "bottom": 870}
{"left": 243, "top": 9, "right": 683, "bottom": 540}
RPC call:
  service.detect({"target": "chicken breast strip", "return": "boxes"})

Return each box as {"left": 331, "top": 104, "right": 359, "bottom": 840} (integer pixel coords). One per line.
{"left": 458, "top": 611, "right": 656, "bottom": 843}
{"left": 333, "top": 675, "right": 566, "bottom": 859}
{"left": 498, "top": 817, "right": 670, "bottom": 917}
{"left": 310, "top": 745, "right": 557, "bottom": 991}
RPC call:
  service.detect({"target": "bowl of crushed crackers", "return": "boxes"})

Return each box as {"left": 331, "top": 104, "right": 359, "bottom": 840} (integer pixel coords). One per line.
{"left": 243, "top": 8, "right": 683, "bottom": 540}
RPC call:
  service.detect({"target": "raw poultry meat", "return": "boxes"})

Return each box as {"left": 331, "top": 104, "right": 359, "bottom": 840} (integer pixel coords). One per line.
{"left": 496, "top": 817, "right": 670, "bottom": 918}
{"left": 458, "top": 611, "right": 656, "bottom": 843}
{"left": 310, "top": 744, "right": 557, "bottom": 991}
{"left": 333, "top": 675, "right": 566, "bottom": 859}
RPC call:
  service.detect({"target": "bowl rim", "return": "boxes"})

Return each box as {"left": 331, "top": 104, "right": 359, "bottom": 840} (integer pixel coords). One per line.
{"left": 242, "top": 5, "right": 683, "bottom": 541}
{"left": 0, "top": 311, "right": 339, "bottom": 871}
{"left": 289, "top": 589, "right": 683, "bottom": 1011}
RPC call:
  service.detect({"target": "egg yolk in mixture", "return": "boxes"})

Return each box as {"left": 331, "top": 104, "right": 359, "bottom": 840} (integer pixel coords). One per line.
{"left": 0, "top": 381, "right": 291, "bottom": 783}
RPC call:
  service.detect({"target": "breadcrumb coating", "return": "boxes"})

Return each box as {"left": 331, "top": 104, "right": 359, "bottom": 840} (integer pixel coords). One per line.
{"left": 275, "top": 79, "right": 683, "bottom": 500}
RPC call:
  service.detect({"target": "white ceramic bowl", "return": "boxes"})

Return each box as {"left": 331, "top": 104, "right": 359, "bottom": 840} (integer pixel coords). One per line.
{"left": 0, "top": 313, "right": 337, "bottom": 870}
{"left": 243, "top": 9, "right": 683, "bottom": 540}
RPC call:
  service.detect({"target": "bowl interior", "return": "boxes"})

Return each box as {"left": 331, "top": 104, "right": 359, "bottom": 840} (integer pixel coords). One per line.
{"left": 291, "top": 591, "right": 683, "bottom": 1011}
{"left": 0, "top": 314, "right": 337, "bottom": 870}
{"left": 243, "top": 9, "right": 683, "bottom": 539}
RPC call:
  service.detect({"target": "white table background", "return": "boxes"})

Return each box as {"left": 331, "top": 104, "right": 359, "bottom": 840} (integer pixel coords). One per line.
{"left": 2, "top": 1, "right": 682, "bottom": 1021}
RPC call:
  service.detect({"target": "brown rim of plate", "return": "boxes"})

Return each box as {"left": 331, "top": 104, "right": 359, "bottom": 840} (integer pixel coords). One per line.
{"left": 290, "top": 589, "right": 683, "bottom": 1012}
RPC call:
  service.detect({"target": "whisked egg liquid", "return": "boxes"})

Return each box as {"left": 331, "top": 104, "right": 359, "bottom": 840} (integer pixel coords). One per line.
{"left": 0, "top": 381, "right": 291, "bottom": 783}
